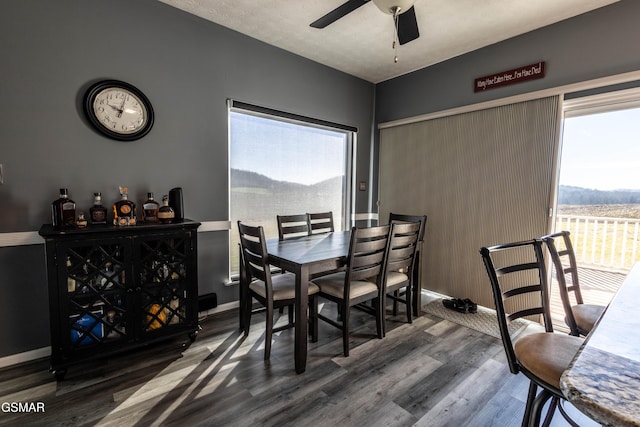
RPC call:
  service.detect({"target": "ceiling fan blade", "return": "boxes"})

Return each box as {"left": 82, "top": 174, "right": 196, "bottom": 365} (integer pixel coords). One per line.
{"left": 397, "top": 6, "right": 419, "bottom": 45}
{"left": 310, "top": 0, "right": 370, "bottom": 29}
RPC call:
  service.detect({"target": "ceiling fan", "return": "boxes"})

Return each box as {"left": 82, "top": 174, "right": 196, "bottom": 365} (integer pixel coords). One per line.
{"left": 310, "top": 0, "right": 420, "bottom": 46}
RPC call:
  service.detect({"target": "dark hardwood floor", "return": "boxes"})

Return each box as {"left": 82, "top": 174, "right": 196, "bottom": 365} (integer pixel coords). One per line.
{"left": 0, "top": 299, "right": 599, "bottom": 426}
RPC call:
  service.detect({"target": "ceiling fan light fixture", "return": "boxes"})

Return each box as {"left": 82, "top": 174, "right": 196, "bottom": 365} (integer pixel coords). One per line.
{"left": 372, "top": 0, "right": 416, "bottom": 15}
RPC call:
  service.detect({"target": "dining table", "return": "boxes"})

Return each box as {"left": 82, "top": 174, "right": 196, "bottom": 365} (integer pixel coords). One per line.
{"left": 265, "top": 230, "right": 352, "bottom": 374}
{"left": 560, "top": 262, "right": 640, "bottom": 426}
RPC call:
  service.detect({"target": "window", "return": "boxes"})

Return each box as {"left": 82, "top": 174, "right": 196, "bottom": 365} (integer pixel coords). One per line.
{"left": 228, "top": 101, "right": 355, "bottom": 275}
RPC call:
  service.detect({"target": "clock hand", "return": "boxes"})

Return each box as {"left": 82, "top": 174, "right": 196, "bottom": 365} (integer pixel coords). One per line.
{"left": 117, "top": 96, "right": 126, "bottom": 118}
{"left": 107, "top": 104, "right": 122, "bottom": 113}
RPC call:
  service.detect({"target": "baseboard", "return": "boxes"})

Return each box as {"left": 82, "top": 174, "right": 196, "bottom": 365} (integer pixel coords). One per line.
{"left": 199, "top": 300, "right": 238, "bottom": 317}
{"left": 0, "top": 346, "right": 51, "bottom": 369}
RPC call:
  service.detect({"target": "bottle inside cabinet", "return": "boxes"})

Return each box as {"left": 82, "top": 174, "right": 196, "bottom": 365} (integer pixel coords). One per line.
{"left": 140, "top": 237, "right": 189, "bottom": 332}
{"left": 65, "top": 243, "right": 128, "bottom": 347}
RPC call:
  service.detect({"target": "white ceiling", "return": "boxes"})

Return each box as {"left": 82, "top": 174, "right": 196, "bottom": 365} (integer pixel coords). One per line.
{"left": 158, "top": 0, "right": 619, "bottom": 84}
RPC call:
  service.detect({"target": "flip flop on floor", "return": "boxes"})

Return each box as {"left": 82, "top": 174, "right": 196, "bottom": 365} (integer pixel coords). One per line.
{"left": 442, "top": 298, "right": 477, "bottom": 314}
{"left": 463, "top": 298, "right": 478, "bottom": 313}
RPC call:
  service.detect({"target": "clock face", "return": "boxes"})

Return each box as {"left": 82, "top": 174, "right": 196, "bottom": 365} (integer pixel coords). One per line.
{"left": 84, "top": 80, "right": 154, "bottom": 141}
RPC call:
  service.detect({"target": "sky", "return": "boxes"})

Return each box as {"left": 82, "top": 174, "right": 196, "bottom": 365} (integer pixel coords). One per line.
{"left": 231, "top": 105, "right": 640, "bottom": 190}
{"left": 230, "top": 112, "right": 348, "bottom": 185}
{"left": 560, "top": 107, "right": 640, "bottom": 191}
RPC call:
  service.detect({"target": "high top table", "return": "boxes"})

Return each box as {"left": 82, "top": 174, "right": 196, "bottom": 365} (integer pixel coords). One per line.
{"left": 560, "top": 263, "right": 640, "bottom": 427}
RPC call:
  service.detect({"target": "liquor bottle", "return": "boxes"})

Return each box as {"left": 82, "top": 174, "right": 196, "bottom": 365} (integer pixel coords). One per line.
{"left": 52, "top": 188, "right": 76, "bottom": 228}
{"left": 75, "top": 212, "right": 88, "bottom": 228}
{"left": 89, "top": 192, "right": 108, "bottom": 224}
{"left": 66, "top": 257, "right": 76, "bottom": 293}
{"left": 100, "top": 262, "right": 116, "bottom": 290}
{"left": 158, "top": 195, "right": 175, "bottom": 224}
{"left": 142, "top": 192, "right": 160, "bottom": 223}
{"left": 113, "top": 186, "right": 137, "bottom": 226}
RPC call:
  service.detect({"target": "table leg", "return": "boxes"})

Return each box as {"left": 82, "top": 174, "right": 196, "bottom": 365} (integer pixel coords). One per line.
{"left": 295, "top": 265, "right": 310, "bottom": 374}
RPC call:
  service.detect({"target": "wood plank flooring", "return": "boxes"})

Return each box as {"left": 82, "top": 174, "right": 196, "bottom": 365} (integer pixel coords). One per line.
{"left": 0, "top": 300, "right": 599, "bottom": 427}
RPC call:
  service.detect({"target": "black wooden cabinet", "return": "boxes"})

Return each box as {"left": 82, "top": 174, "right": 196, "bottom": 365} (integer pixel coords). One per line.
{"left": 39, "top": 220, "right": 201, "bottom": 380}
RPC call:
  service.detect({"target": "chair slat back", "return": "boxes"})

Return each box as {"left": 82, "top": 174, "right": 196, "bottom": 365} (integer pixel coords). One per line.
{"left": 542, "top": 231, "right": 583, "bottom": 335}
{"left": 480, "top": 239, "right": 552, "bottom": 375}
{"left": 386, "top": 221, "right": 421, "bottom": 274}
{"left": 389, "top": 213, "right": 427, "bottom": 242}
{"left": 238, "top": 222, "right": 272, "bottom": 292}
{"left": 347, "top": 225, "right": 390, "bottom": 283}
{"left": 277, "top": 214, "right": 310, "bottom": 240}
{"left": 308, "top": 212, "right": 335, "bottom": 235}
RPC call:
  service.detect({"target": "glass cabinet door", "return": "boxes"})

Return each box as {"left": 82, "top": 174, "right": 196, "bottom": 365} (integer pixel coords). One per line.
{"left": 137, "top": 231, "right": 194, "bottom": 336}
{"left": 59, "top": 237, "right": 132, "bottom": 350}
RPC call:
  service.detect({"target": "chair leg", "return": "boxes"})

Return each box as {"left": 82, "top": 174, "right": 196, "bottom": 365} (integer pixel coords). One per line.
{"left": 382, "top": 293, "right": 387, "bottom": 338}
{"left": 375, "top": 297, "right": 384, "bottom": 339}
{"left": 529, "top": 387, "right": 554, "bottom": 427}
{"left": 242, "top": 296, "right": 252, "bottom": 337}
{"left": 522, "top": 382, "right": 537, "bottom": 427}
{"left": 264, "top": 304, "right": 274, "bottom": 360}
{"left": 557, "top": 398, "right": 581, "bottom": 427}
{"left": 406, "top": 286, "right": 413, "bottom": 324}
{"left": 392, "top": 290, "right": 399, "bottom": 316}
{"left": 288, "top": 304, "right": 294, "bottom": 324}
{"left": 309, "top": 294, "right": 318, "bottom": 343}
{"left": 541, "top": 397, "right": 558, "bottom": 427}
{"left": 342, "top": 303, "right": 350, "bottom": 357}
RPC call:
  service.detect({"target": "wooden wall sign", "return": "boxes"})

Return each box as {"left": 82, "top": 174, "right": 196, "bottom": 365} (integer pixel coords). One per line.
{"left": 474, "top": 62, "right": 546, "bottom": 92}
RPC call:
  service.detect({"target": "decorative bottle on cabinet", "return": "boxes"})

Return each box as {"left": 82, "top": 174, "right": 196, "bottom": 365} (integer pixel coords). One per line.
{"left": 75, "top": 212, "right": 88, "bottom": 228}
{"left": 142, "top": 192, "right": 160, "bottom": 223}
{"left": 52, "top": 188, "right": 76, "bottom": 228}
{"left": 90, "top": 192, "right": 108, "bottom": 225}
{"left": 113, "top": 186, "right": 136, "bottom": 226}
{"left": 158, "top": 195, "right": 175, "bottom": 224}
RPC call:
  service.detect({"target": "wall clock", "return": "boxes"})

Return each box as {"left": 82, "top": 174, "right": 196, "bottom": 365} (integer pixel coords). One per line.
{"left": 84, "top": 80, "right": 154, "bottom": 141}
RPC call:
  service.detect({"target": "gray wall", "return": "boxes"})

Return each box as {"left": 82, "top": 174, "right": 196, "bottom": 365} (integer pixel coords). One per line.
{"left": 376, "top": 0, "right": 640, "bottom": 123}
{"left": 0, "top": 0, "right": 374, "bottom": 358}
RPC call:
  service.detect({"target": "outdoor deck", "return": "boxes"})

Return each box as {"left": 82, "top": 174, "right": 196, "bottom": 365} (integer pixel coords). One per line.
{"left": 549, "top": 265, "right": 626, "bottom": 334}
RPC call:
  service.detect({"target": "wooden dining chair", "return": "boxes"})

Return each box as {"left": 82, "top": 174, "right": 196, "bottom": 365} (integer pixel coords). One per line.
{"left": 380, "top": 221, "right": 421, "bottom": 335}
{"left": 311, "top": 225, "right": 390, "bottom": 357}
{"left": 388, "top": 213, "right": 427, "bottom": 316}
{"left": 277, "top": 214, "right": 310, "bottom": 240}
{"left": 238, "top": 221, "right": 319, "bottom": 360}
{"left": 542, "top": 231, "right": 606, "bottom": 337}
{"left": 480, "top": 239, "right": 584, "bottom": 427}
{"left": 307, "top": 211, "right": 335, "bottom": 235}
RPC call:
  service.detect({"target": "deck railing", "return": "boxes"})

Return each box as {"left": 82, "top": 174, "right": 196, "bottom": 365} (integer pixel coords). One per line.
{"left": 555, "top": 214, "right": 640, "bottom": 272}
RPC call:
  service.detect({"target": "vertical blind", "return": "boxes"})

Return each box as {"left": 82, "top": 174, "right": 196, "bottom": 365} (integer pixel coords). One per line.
{"left": 378, "top": 96, "right": 561, "bottom": 308}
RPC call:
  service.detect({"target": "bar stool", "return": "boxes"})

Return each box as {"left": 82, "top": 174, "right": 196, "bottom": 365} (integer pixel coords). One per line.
{"left": 542, "top": 231, "right": 606, "bottom": 337}
{"left": 480, "top": 239, "right": 584, "bottom": 426}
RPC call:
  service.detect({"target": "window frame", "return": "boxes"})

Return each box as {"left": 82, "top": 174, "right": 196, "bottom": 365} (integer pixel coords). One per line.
{"left": 227, "top": 100, "right": 357, "bottom": 278}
